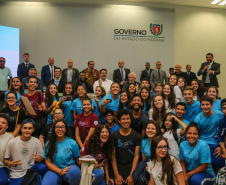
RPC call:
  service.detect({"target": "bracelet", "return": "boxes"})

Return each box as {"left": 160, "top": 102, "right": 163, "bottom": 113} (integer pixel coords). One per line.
{"left": 60, "top": 169, "right": 63, "bottom": 176}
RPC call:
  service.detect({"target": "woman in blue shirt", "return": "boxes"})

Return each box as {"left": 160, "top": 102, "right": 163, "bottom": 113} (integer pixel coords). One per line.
{"left": 140, "top": 87, "right": 152, "bottom": 114}
{"left": 207, "top": 86, "right": 222, "bottom": 112}
{"left": 42, "top": 119, "right": 81, "bottom": 185}
{"left": 179, "top": 122, "right": 215, "bottom": 185}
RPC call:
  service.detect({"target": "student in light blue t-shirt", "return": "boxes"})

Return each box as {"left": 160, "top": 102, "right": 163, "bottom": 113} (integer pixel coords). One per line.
{"left": 182, "top": 86, "right": 202, "bottom": 122}
{"left": 42, "top": 119, "right": 80, "bottom": 185}
{"left": 99, "top": 83, "right": 120, "bottom": 114}
{"left": 174, "top": 102, "right": 190, "bottom": 129}
{"left": 104, "top": 109, "right": 120, "bottom": 133}
{"left": 207, "top": 86, "right": 222, "bottom": 112}
{"left": 140, "top": 87, "right": 152, "bottom": 114}
{"left": 180, "top": 122, "right": 215, "bottom": 185}
{"left": 194, "top": 96, "right": 225, "bottom": 174}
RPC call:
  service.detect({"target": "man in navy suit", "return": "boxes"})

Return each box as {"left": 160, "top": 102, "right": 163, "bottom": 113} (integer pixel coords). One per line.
{"left": 184, "top": 64, "right": 197, "bottom": 85}
{"left": 197, "top": 53, "right": 221, "bottom": 88}
{"left": 17, "top": 53, "right": 35, "bottom": 79}
{"left": 41, "top": 57, "right": 56, "bottom": 88}
{"left": 140, "top": 62, "right": 153, "bottom": 81}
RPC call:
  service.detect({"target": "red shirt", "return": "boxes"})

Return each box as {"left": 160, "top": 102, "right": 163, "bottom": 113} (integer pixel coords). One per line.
{"left": 74, "top": 112, "right": 99, "bottom": 142}
{"left": 80, "top": 142, "right": 105, "bottom": 164}
{"left": 20, "top": 91, "right": 45, "bottom": 119}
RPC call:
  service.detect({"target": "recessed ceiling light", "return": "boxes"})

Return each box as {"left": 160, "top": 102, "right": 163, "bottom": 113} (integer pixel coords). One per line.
{"left": 211, "top": 0, "right": 222, "bottom": 4}
{"left": 219, "top": 0, "right": 226, "bottom": 5}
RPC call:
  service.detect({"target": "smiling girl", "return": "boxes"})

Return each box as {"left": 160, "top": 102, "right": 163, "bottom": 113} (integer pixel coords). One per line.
{"left": 207, "top": 86, "right": 222, "bottom": 112}
{"left": 140, "top": 87, "right": 152, "bottom": 114}
{"left": 162, "top": 84, "right": 177, "bottom": 113}
{"left": 169, "top": 75, "right": 183, "bottom": 102}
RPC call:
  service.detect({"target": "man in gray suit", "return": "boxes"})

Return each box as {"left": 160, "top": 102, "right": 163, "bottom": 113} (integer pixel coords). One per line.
{"left": 150, "top": 61, "right": 168, "bottom": 90}
{"left": 61, "top": 59, "right": 79, "bottom": 84}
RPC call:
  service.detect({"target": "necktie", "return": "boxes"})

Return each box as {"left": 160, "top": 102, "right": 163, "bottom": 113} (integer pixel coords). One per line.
{"left": 55, "top": 80, "right": 59, "bottom": 86}
{"left": 121, "top": 69, "right": 124, "bottom": 81}
{"left": 147, "top": 70, "right": 150, "bottom": 77}
{"left": 26, "top": 64, "right": 28, "bottom": 68}
{"left": 158, "top": 70, "right": 160, "bottom": 78}
{"left": 51, "top": 66, "right": 54, "bottom": 79}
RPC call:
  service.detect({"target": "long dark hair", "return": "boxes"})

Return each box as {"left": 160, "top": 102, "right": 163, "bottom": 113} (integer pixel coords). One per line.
{"left": 10, "top": 77, "right": 25, "bottom": 96}
{"left": 95, "top": 86, "right": 106, "bottom": 98}
{"left": 75, "top": 85, "right": 87, "bottom": 99}
{"left": 162, "top": 83, "right": 176, "bottom": 109}
{"left": 45, "top": 83, "right": 59, "bottom": 107}
{"left": 45, "top": 119, "right": 71, "bottom": 161}
{"left": 152, "top": 95, "right": 167, "bottom": 124}
{"left": 191, "top": 79, "right": 205, "bottom": 99}
{"left": 63, "top": 82, "right": 76, "bottom": 101}
{"left": 119, "top": 91, "right": 131, "bottom": 110}
{"left": 144, "top": 120, "right": 162, "bottom": 139}
{"left": 140, "top": 87, "right": 152, "bottom": 111}
{"left": 151, "top": 136, "right": 177, "bottom": 185}
{"left": 87, "top": 125, "right": 114, "bottom": 159}
{"left": 162, "top": 112, "right": 179, "bottom": 132}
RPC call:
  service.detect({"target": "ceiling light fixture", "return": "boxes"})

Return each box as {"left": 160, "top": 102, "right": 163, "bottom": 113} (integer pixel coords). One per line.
{"left": 219, "top": 0, "right": 226, "bottom": 5}
{"left": 211, "top": 0, "right": 222, "bottom": 4}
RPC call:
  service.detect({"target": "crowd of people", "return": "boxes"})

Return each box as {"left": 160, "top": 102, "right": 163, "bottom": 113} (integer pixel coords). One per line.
{"left": 0, "top": 52, "right": 225, "bottom": 185}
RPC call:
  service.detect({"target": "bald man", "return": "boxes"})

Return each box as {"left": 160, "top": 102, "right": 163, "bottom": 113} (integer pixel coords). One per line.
{"left": 173, "top": 64, "right": 186, "bottom": 79}
{"left": 41, "top": 57, "right": 56, "bottom": 87}
{"left": 61, "top": 59, "right": 79, "bottom": 84}
{"left": 113, "top": 60, "right": 130, "bottom": 87}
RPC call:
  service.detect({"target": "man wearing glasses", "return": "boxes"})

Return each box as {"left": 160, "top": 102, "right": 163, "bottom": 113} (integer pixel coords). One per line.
{"left": 0, "top": 57, "right": 12, "bottom": 104}
{"left": 150, "top": 61, "right": 168, "bottom": 90}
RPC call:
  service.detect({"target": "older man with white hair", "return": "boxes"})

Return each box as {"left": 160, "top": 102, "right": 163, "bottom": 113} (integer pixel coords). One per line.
{"left": 122, "top": 72, "right": 140, "bottom": 91}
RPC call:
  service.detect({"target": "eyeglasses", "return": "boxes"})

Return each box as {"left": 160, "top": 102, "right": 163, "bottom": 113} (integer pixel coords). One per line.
{"left": 7, "top": 97, "right": 16, "bottom": 100}
{"left": 156, "top": 146, "right": 168, "bottom": 151}
{"left": 55, "top": 126, "right": 65, "bottom": 129}
{"left": 55, "top": 113, "right": 63, "bottom": 115}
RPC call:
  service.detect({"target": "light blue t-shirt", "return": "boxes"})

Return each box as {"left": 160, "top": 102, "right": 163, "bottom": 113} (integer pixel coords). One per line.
{"left": 0, "top": 67, "right": 12, "bottom": 91}
{"left": 99, "top": 94, "right": 120, "bottom": 112}
{"left": 46, "top": 97, "right": 57, "bottom": 124}
{"left": 194, "top": 110, "right": 223, "bottom": 145}
{"left": 179, "top": 140, "right": 215, "bottom": 178}
{"left": 71, "top": 98, "right": 100, "bottom": 117}
{"left": 109, "top": 124, "right": 120, "bottom": 133}
{"left": 5, "top": 90, "right": 27, "bottom": 106}
{"left": 59, "top": 97, "right": 74, "bottom": 126}
{"left": 178, "top": 119, "right": 190, "bottom": 129}
{"left": 212, "top": 99, "right": 222, "bottom": 112}
{"left": 44, "top": 137, "right": 80, "bottom": 169}
{"left": 141, "top": 138, "right": 151, "bottom": 161}
{"left": 183, "top": 100, "right": 202, "bottom": 122}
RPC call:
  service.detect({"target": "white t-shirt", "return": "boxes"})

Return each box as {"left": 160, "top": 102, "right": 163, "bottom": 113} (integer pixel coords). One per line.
{"left": 163, "top": 129, "right": 181, "bottom": 159}
{"left": 0, "top": 133, "right": 13, "bottom": 168}
{"left": 147, "top": 155, "right": 183, "bottom": 185}
{"left": 93, "top": 79, "right": 113, "bottom": 94}
{"left": 4, "top": 136, "right": 43, "bottom": 178}
{"left": 173, "top": 85, "right": 183, "bottom": 101}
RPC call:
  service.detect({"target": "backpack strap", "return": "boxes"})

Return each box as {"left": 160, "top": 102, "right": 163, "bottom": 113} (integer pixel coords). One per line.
{"left": 172, "top": 129, "right": 179, "bottom": 145}
{"left": 38, "top": 92, "right": 41, "bottom": 105}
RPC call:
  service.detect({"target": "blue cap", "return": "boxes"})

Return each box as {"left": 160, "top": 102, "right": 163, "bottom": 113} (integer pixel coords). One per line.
{"left": 21, "top": 118, "right": 35, "bottom": 126}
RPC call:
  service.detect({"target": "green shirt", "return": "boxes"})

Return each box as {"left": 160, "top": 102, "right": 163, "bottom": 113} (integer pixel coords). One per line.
{"left": 0, "top": 67, "right": 12, "bottom": 91}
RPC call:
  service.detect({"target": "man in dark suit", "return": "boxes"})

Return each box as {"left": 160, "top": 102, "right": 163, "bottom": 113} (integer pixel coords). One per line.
{"left": 41, "top": 57, "right": 56, "bottom": 88}
{"left": 17, "top": 53, "right": 35, "bottom": 79}
{"left": 61, "top": 59, "right": 79, "bottom": 84}
{"left": 75, "top": 71, "right": 93, "bottom": 93}
{"left": 140, "top": 62, "right": 153, "bottom": 81}
{"left": 185, "top": 64, "right": 197, "bottom": 85}
{"left": 113, "top": 60, "right": 130, "bottom": 87}
{"left": 197, "top": 53, "right": 220, "bottom": 88}
{"left": 46, "top": 67, "right": 66, "bottom": 93}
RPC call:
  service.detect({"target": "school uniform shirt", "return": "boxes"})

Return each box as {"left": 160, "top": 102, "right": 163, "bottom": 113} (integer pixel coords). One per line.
{"left": 59, "top": 97, "right": 74, "bottom": 126}
{"left": 212, "top": 99, "right": 222, "bottom": 112}
{"left": 74, "top": 112, "right": 99, "bottom": 142}
{"left": 80, "top": 142, "right": 105, "bottom": 164}
{"left": 0, "top": 133, "right": 13, "bottom": 168}
{"left": 182, "top": 100, "right": 202, "bottom": 123}
{"left": 4, "top": 137, "right": 43, "bottom": 178}
{"left": 44, "top": 137, "right": 80, "bottom": 169}
{"left": 141, "top": 138, "right": 151, "bottom": 161}
{"left": 179, "top": 140, "right": 215, "bottom": 178}
{"left": 163, "top": 129, "right": 181, "bottom": 159}
{"left": 109, "top": 124, "right": 120, "bottom": 133}
{"left": 5, "top": 90, "right": 27, "bottom": 106}
{"left": 71, "top": 98, "right": 100, "bottom": 117}
{"left": 147, "top": 155, "right": 182, "bottom": 185}
{"left": 194, "top": 110, "right": 223, "bottom": 145}
{"left": 0, "top": 107, "right": 26, "bottom": 132}
{"left": 99, "top": 94, "right": 120, "bottom": 112}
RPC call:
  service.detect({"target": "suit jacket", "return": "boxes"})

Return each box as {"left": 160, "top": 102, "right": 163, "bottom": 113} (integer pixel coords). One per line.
{"left": 113, "top": 68, "right": 131, "bottom": 84}
{"left": 17, "top": 63, "right": 35, "bottom": 79}
{"left": 197, "top": 61, "right": 220, "bottom": 87}
{"left": 150, "top": 69, "right": 168, "bottom": 90}
{"left": 46, "top": 79, "right": 66, "bottom": 93}
{"left": 41, "top": 65, "right": 56, "bottom": 86}
{"left": 140, "top": 69, "right": 153, "bottom": 81}
{"left": 61, "top": 68, "right": 79, "bottom": 84}
{"left": 184, "top": 71, "right": 198, "bottom": 85}
{"left": 173, "top": 72, "right": 186, "bottom": 79}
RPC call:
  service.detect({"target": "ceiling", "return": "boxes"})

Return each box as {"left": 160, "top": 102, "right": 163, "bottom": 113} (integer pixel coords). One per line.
{"left": 1, "top": 0, "right": 226, "bottom": 9}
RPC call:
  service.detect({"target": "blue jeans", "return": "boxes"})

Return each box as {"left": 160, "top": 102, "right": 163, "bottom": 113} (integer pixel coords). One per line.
{"left": 92, "top": 169, "right": 106, "bottom": 185}
{"left": 189, "top": 173, "right": 215, "bottom": 185}
{"left": 0, "top": 167, "right": 10, "bottom": 185}
{"left": 41, "top": 165, "right": 81, "bottom": 185}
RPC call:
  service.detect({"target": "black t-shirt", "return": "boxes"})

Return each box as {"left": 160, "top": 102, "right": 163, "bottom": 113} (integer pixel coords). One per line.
{"left": 0, "top": 107, "right": 26, "bottom": 132}
{"left": 130, "top": 110, "right": 149, "bottom": 135}
{"left": 40, "top": 123, "right": 54, "bottom": 143}
{"left": 112, "top": 129, "right": 141, "bottom": 165}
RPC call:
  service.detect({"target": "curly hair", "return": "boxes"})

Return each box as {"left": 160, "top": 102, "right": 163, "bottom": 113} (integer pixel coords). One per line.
{"left": 45, "top": 83, "right": 59, "bottom": 107}
{"left": 95, "top": 86, "right": 106, "bottom": 98}
{"left": 45, "top": 119, "right": 71, "bottom": 161}
{"left": 162, "top": 83, "right": 176, "bottom": 109}
{"left": 191, "top": 79, "right": 205, "bottom": 99}
{"left": 87, "top": 125, "right": 114, "bottom": 159}
{"left": 119, "top": 91, "right": 131, "bottom": 110}
{"left": 140, "top": 87, "right": 152, "bottom": 111}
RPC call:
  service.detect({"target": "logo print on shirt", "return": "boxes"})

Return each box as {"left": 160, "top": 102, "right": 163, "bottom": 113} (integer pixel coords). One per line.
{"left": 156, "top": 170, "right": 162, "bottom": 181}
{"left": 21, "top": 148, "right": 29, "bottom": 156}
{"left": 63, "top": 148, "right": 71, "bottom": 155}
{"left": 94, "top": 121, "right": 98, "bottom": 125}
